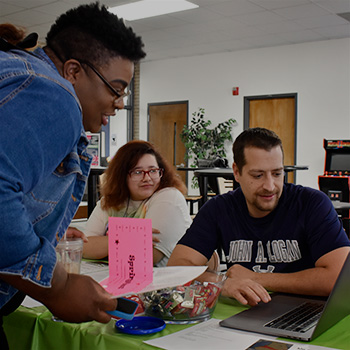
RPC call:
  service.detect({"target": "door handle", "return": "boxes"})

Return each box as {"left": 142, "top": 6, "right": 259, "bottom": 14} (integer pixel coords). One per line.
{"left": 173, "top": 122, "right": 177, "bottom": 166}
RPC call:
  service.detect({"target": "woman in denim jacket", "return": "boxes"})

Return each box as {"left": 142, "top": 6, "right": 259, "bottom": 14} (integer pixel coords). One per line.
{"left": 0, "top": 3, "right": 145, "bottom": 348}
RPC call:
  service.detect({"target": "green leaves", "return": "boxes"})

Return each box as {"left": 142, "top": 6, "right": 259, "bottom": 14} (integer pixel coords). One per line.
{"left": 180, "top": 108, "right": 236, "bottom": 188}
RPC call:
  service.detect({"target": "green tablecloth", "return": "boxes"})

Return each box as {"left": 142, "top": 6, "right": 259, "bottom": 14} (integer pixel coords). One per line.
{"left": 3, "top": 297, "right": 350, "bottom": 349}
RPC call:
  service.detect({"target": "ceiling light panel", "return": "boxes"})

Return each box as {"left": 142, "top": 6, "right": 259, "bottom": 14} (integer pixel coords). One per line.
{"left": 109, "top": 0, "right": 198, "bottom": 21}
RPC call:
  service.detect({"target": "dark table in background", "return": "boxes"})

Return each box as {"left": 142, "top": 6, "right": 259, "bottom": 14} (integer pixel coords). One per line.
{"left": 87, "top": 167, "right": 106, "bottom": 216}
{"left": 283, "top": 165, "right": 309, "bottom": 183}
{"left": 192, "top": 165, "right": 309, "bottom": 207}
{"left": 193, "top": 168, "right": 235, "bottom": 206}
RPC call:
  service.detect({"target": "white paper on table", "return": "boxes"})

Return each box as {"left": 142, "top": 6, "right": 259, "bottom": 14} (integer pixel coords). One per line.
{"left": 108, "top": 265, "right": 207, "bottom": 298}
{"left": 80, "top": 261, "right": 109, "bottom": 275}
{"left": 144, "top": 318, "right": 337, "bottom": 350}
{"left": 81, "top": 260, "right": 109, "bottom": 282}
{"left": 140, "top": 266, "right": 207, "bottom": 292}
{"left": 21, "top": 296, "right": 43, "bottom": 308}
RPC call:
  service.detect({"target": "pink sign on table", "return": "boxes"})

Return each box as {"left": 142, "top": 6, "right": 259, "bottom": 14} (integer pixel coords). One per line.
{"left": 100, "top": 217, "right": 153, "bottom": 297}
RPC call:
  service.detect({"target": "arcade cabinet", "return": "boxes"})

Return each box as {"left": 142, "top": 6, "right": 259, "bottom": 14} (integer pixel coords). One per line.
{"left": 318, "top": 139, "right": 350, "bottom": 236}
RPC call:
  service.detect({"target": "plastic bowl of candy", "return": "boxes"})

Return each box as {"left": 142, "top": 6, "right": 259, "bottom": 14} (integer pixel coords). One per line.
{"left": 140, "top": 272, "right": 225, "bottom": 324}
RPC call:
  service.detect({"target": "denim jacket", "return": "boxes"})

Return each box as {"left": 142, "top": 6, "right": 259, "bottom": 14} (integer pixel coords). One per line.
{"left": 0, "top": 47, "right": 92, "bottom": 308}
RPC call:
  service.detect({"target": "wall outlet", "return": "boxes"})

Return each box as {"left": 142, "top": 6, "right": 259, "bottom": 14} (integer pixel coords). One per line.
{"left": 111, "top": 134, "right": 117, "bottom": 146}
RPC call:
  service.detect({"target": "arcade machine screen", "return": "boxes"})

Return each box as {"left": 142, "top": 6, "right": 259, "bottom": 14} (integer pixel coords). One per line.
{"left": 329, "top": 153, "right": 350, "bottom": 173}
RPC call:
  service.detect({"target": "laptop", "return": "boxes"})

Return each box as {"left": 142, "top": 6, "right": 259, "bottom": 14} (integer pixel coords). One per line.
{"left": 219, "top": 252, "right": 350, "bottom": 341}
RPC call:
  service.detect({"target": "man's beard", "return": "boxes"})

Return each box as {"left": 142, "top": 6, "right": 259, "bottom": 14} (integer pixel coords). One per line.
{"left": 254, "top": 192, "right": 280, "bottom": 213}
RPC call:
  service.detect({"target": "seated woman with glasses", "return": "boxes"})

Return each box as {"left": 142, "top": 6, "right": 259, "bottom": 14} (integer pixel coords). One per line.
{"left": 82, "top": 140, "right": 192, "bottom": 267}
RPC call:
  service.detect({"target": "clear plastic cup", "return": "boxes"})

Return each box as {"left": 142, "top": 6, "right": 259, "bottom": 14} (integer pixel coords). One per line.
{"left": 56, "top": 237, "right": 83, "bottom": 274}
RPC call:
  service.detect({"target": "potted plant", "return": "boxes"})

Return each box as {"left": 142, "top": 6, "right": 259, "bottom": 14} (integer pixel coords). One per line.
{"left": 180, "top": 107, "right": 236, "bottom": 188}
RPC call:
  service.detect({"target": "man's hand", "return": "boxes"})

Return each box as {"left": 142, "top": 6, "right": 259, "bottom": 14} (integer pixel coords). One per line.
{"left": 223, "top": 264, "right": 271, "bottom": 307}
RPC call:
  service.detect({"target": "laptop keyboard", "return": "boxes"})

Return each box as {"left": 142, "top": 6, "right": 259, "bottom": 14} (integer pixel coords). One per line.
{"left": 264, "top": 302, "right": 324, "bottom": 333}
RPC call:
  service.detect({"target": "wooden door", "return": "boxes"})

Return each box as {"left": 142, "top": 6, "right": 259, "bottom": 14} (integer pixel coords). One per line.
{"left": 148, "top": 102, "right": 188, "bottom": 184}
{"left": 244, "top": 94, "right": 297, "bottom": 182}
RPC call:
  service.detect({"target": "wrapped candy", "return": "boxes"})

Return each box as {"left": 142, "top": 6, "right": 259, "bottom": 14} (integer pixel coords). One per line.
{"left": 139, "top": 280, "right": 223, "bottom": 323}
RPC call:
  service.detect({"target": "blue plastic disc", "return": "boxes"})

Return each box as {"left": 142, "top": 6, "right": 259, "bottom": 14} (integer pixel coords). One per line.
{"left": 115, "top": 316, "right": 166, "bottom": 335}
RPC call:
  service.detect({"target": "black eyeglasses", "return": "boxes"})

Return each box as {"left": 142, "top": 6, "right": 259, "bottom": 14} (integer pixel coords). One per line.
{"left": 47, "top": 45, "right": 131, "bottom": 103}
{"left": 78, "top": 59, "right": 131, "bottom": 102}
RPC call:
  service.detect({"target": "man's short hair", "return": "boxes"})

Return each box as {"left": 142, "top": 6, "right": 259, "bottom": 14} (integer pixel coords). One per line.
{"left": 46, "top": 2, "right": 146, "bottom": 67}
{"left": 233, "top": 127, "right": 283, "bottom": 173}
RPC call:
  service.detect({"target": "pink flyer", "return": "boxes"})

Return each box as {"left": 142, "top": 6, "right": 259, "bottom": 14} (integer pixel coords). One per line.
{"left": 100, "top": 217, "right": 153, "bottom": 296}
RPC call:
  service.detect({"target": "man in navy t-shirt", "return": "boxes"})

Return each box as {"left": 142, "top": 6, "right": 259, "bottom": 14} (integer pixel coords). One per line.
{"left": 168, "top": 128, "right": 350, "bottom": 307}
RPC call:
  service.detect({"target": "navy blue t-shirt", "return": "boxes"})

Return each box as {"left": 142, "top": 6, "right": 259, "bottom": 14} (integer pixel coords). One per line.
{"left": 178, "top": 184, "right": 350, "bottom": 273}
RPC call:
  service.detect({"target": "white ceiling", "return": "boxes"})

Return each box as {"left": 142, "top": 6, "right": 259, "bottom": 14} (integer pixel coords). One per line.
{"left": 0, "top": 0, "right": 349, "bottom": 62}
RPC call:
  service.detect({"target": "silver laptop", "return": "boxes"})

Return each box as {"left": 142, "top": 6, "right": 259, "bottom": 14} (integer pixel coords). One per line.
{"left": 220, "top": 252, "right": 350, "bottom": 341}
